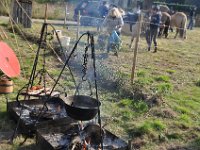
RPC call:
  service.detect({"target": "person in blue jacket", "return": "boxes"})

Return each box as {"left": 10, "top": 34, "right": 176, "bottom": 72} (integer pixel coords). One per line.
{"left": 147, "top": 6, "right": 161, "bottom": 52}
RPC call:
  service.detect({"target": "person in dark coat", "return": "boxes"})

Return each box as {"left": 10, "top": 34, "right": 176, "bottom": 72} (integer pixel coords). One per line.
{"left": 187, "top": 7, "right": 196, "bottom": 30}
{"left": 98, "top": 1, "right": 109, "bottom": 18}
{"left": 146, "top": 6, "right": 161, "bottom": 52}
{"left": 74, "top": 0, "right": 89, "bottom": 21}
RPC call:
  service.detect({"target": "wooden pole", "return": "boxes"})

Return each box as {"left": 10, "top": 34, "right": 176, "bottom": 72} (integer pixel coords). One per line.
{"left": 44, "top": 3, "right": 48, "bottom": 23}
{"left": 131, "top": 13, "right": 142, "bottom": 84}
{"left": 76, "top": 11, "right": 80, "bottom": 40}
{"left": 0, "top": 32, "right": 4, "bottom": 40}
{"left": 0, "top": 27, "right": 8, "bottom": 39}
{"left": 128, "top": 140, "right": 133, "bottom": 150}
{"left": 0, "top": 28, "right": 5, "bottom": 39}
{"left": 63, "top": 2, "right": 67, "bottom": 28}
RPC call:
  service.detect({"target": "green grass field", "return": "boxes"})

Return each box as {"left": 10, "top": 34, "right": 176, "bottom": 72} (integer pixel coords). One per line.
{"left": 0, "top": 18, "right": 200, "bottom": 150}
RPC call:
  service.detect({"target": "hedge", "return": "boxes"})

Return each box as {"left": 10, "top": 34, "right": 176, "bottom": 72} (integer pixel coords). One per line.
{"left": 153, "top": 2, "right": 197, "bottom": 13}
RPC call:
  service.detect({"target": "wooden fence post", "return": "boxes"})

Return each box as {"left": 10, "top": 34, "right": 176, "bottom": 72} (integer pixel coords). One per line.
{"left": 131, "top": 13, "right": 143, "bottom": 84}
{"left": 63, "top": 2, "right": 67, "bottom": 28}
{"left": 44, "top": 3, "right": 48, "bottom": 23}
{"left": 76, "top": 11, "right": 80, "bottom": 40}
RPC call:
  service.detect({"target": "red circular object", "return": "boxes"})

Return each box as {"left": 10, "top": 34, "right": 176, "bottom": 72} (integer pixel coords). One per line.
{"left": 0, "top": 42, "right": 20, "bottom": 77}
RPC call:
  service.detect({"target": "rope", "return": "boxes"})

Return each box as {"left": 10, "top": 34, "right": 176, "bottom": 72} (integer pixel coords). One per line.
{"left": 9, "top": 17, "right": 27, "bottom": 78}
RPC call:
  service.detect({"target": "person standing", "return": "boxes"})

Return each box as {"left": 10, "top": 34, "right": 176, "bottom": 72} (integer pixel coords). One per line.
{"left": 102, "top": 7, "right": 124, "bottom": 55}
{"left": 147, "top": 6, "right": 161, "bottom": 53}
{"left": 187, "top": 7, "right": 196, "bottom": 30}
{"left": 74, "top": 0, "right": 89, "bottom": 21}
{"left": 98, "top": 1, "right": 109, "bottom": 18}
{"left": 103, "top": 7, "right": 124, "bottom": 36}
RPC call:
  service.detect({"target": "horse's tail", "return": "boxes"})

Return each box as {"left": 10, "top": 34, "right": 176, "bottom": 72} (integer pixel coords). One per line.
{"left": 180, "top": 15, "right": 187, "bottom": 38}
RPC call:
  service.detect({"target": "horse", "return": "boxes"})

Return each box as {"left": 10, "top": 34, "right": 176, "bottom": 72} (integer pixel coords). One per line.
{"left": 122, "top": 12, "right": 150, "bottom": 48}
{"left": 122, "top": 12, "right": 139, "bottom": 36}
{"left": 170, "top": 12, "right": 187, "bottom": 39}
{"left": 129, "top": 18, "right": 141, "bottom": 49}
{"left": 158, "top": 12, "right": 171, "bottom": 38}
{"left": 122, "top": 12, "right": 141, "bottom": 49}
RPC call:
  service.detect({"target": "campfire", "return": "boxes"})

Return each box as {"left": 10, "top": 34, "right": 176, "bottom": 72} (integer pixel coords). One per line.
{"left": 7, "top": 28, "right": 128, "bottom": 149}
{"left": 36, "top": 123, "right": 128, "bottom": 150}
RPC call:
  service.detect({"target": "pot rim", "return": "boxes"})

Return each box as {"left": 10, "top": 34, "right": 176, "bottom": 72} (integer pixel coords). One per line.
{"left": 64, "top": 95, "right": 101, "bottom": 109}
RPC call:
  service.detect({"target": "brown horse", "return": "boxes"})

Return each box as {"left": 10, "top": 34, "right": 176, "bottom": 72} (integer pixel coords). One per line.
{"left": 159, "top": 12, "right": 171, "bottom": 38}
{"left": 129, "top": 13, "right": 150, "bottom": 49}
{"left": 170, "top": 12, "right": 187, "bottom": 39}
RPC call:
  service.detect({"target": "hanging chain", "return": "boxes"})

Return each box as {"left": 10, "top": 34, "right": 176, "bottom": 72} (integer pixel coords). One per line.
{"left": 82, "top": 36, "right": 90, "bottom": 81}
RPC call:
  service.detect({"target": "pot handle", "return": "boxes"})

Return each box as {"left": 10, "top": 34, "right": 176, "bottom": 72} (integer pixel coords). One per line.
{"left": 74, "top": 80, "right": 93, "bottom": 96}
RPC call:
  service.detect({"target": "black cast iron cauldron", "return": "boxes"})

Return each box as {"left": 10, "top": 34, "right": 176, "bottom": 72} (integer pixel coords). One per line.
{"left": 63, "top": 95, "right": 101, "bottom": 121}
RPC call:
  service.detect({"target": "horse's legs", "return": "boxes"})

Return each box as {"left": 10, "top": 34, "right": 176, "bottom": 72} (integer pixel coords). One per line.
{"left": 184, "top": 29, "right": 187, "bottom": 39}
{"left": 129, "top": 36, "right": 134, "bottom": 49}
{"left": 158, "top": 28, "right": 162, "bottom": 37}
{"left": 164, "top": 25, "right": 169, "bottom": 38}
{"left": 174, "top": 28, "right": 179, "bottom": 39}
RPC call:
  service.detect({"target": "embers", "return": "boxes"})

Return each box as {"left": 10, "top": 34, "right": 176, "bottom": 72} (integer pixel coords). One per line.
{"left": 16, "top": 97, "right": 67, "bottom": 121}
{"left": 7, "top": 98, "right": 75, "bottom": 135}
{"left": 29, "top": 102, "right": 66, "bottom": 120}
{"left": 37, "top": 123, "right": 128, "bottom": 150}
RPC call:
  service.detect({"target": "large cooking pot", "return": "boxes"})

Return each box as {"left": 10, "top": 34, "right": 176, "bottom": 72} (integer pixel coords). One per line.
{"left": 64, "top": 95, "right": 101, "bottom": 121}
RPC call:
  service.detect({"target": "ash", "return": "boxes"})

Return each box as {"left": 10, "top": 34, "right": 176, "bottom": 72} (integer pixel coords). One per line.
{"left": 13, "top": 102, "right": 67, "bottom": 125}
{"left": 39, "top": 126, "right": 128, "bottom": 150}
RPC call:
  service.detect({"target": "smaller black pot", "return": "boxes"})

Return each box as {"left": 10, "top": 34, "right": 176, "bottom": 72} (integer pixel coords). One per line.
{"left": 83, "top": 124, "right": 104, "bottom": 145}
{"left": 64, "top": 95, "right": 101, "bottom": 121}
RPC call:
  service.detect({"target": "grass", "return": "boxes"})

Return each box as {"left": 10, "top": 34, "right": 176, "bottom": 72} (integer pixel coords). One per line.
{"left": 127, "top": 120, "right": 166, "bottom": 138}
{"left": 196, "top": 79, "right": 200, "bottom": 87}
{"left": 0, "top": 16, "right": 200, "bottom": 150}
{"left": 154, "top": 75, "right": 170, "bottom": 82}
